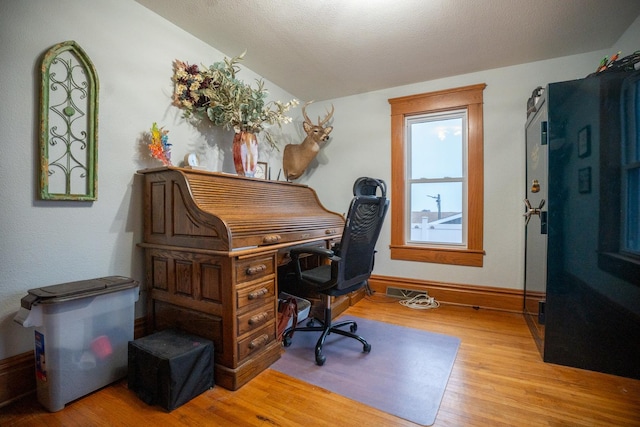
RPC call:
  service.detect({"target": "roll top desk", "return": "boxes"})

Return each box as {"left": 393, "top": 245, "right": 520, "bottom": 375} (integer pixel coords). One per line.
{"left": 138, "top": 167, "right": 344, "bottom": 389}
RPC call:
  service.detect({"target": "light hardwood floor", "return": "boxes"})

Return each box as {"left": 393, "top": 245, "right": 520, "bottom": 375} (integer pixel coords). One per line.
{"left": 1, "top": 295, "right": 639, "bottom": 426}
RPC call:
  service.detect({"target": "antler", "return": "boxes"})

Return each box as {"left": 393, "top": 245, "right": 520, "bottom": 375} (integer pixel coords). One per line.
{"left": 302, "top": 101, "right": 334, "bottom": 126}
{"left": 318, "top": 104, "right": 334, "bottom": 126}
{"left": 302, "top": 101, "right": 314, "bottom": 125}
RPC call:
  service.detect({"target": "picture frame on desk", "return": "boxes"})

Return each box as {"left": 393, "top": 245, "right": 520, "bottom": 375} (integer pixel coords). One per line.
{"left": 255, "top": 161, "right": 268, "bottom": 179}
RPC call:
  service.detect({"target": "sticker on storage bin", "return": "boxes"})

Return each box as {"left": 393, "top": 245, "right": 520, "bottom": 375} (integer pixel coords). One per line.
{"left": 35, "top": 331, "right": 47, "bottom": 381}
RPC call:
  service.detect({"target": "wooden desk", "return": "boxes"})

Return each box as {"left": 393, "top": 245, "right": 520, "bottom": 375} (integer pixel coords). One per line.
{"left": 138, "top": 167, "right": 344, "bottom": 390}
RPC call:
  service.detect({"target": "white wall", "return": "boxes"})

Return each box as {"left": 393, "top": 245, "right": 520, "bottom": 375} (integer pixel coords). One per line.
{"left": 0, "top": 0, "right": 297, "bottom": 360}
{"left": 0, "top": 0, "right": 637, "bottom": 361}
{"left": 298, "top": 55, "right": 596, "bottom": 290}
{"left": 300, "top": 20, "right": 640, "bottom": 292}
{"left": 613, "top": 14, "right": 640, "bottom": 54}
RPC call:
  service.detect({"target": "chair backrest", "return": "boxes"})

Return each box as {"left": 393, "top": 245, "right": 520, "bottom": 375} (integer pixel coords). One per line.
{"left": 333, "top": 178, "right": 389, "bottom": 290}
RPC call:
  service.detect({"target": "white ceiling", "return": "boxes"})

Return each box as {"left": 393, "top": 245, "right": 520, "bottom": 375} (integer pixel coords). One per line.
{"left": 135, "top": 0, "right": 640, "bottom": 101}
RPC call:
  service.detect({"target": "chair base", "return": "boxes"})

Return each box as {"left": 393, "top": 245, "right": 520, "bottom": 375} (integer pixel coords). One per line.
{"left": 282, "top": 295, "right": 371, "bottom": 366}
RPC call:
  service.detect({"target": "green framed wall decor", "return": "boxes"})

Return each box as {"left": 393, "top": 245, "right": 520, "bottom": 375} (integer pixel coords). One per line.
{"left": 39, "top": 40, "right": 99, "bottom": 201}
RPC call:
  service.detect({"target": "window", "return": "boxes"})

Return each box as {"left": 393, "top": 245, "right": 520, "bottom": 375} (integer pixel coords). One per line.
{"left": 597, "top": 73, "right": 639, "bottom": 284}
{"left": 407, "top": 110, "right": 466, "bottom": 245}
{"left": 622, "top": 74, "right": 640, "bottom": 256}
{"left": 389, "top": 84, "right": 486, "bottom": 266}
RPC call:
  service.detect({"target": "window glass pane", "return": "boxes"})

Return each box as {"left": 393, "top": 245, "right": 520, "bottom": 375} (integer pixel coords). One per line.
{"left": 625, "top": 167, "right": 639, "bottom": 253}
{"left": 410, "top": 117, "right": 463, "bottom": 179}
{"left": 632, "top": 82, "right": 639, "bottom": 162}
{"left": 409, "top": 182, "right": 463, "bottom": 244}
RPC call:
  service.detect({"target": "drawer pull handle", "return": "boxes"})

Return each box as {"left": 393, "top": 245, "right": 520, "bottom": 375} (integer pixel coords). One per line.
{"left": 248, "top": 312, "right": 269, "bottom": 326}
{"left": 248, "top": 334, "right": 269, "bottom": 350}
{"left": 263, "top": 234, "right": 282, "bottom": 244}
{"left": 325, "top": 229, "right": 337, "bottom": 235}
{"left": 246, "top": 264, "right": 267, "bottom": 275}
{"left": 247, "top": 288, "right": 268, "bottom": 300}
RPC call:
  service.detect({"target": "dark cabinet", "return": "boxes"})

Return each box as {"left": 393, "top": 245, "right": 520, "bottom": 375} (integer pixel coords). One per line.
{"left": 524, "top": 71, "right": 640, "bottom": 380}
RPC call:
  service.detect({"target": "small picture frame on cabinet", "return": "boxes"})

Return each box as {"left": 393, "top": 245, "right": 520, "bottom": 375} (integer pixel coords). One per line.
{"left": 578, "top": 167, "right": 591, "bottom": 193}
{"left": 578, "top": 125, "right": 591, "bottom": 158}
{"left": 255, "top": 161, "right": 268, "bottom": 180}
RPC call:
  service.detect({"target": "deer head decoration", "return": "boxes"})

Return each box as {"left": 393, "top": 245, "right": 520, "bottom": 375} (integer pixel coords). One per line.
{"left": 282, "top": 102, "right": 334, "bottom": 181}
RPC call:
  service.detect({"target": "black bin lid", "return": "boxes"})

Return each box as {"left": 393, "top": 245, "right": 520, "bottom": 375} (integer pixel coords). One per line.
{"left": 21, "top": 276, "right": 138, "bottom": 309}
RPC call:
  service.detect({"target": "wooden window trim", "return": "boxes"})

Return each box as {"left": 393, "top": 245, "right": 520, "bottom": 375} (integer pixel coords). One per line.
{"left": 389, "top": 84, "right": 486, "bottom": 267}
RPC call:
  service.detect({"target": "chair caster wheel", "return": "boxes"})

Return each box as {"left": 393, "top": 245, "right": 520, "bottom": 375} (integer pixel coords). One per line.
{"left": 350, "top": 323, "right": 358, "bottom": 333}
{"left": 283, "top": 336, "right": 292, "bottom": 347}
{"left": 363, "top": 343, "right": 371, "bottom": 353}
{"left": 315, "top": 353, "right": 326, "bottom": 366}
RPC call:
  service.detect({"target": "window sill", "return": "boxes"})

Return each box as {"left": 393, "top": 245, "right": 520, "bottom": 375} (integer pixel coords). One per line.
{"left": 598, "top": 251, "right": 640, "bottom": 286}
{"left": 390, "top": 244, "right": 484, "bottom": 267}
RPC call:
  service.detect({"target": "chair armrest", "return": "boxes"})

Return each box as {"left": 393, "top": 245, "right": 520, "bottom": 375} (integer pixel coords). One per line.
{"left": 289, "top": 245, "right": 340, "bottom": 282}
{"left": 290, "top": 246, "right": 335, "bottom": 259}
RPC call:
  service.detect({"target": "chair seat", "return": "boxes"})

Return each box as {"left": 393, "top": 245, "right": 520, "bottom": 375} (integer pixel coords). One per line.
{"left": 324, "top": 281, "right": 368, "bottom": 296}
{"left": 301, "top": 265, "right": 331, "bottom": 286}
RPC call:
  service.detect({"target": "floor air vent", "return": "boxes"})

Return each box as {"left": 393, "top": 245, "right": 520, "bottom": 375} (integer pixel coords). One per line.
{"left": 386, "top": 286, "right": 428, "bottom": 299}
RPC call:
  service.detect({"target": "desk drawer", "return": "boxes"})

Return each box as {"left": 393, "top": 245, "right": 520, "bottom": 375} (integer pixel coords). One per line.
{"left": 237, "top": 305, "right": 275, "bottom": 336}
{"left": 236, "top": 255, "right": 275, "bottom": 284}
{"left": 238, "top": 324, "right": 275, "bottom": 361}
{"left": 236, "top": 279, "right": 275, "bottom": 310}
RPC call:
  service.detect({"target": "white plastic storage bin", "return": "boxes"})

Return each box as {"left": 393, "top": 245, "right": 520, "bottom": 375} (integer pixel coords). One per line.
{"left": 14, "top": 276, "right": 139, "bottom": 412}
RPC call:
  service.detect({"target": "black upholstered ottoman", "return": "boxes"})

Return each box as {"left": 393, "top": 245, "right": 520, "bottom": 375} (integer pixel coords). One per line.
{"left": 128, "top": 329, "right": 214, "bottom": 411}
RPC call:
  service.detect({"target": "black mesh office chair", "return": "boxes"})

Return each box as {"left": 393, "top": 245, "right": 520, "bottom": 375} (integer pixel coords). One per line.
{"left": 282, "top": 177, "right": 389, "bottom": 365}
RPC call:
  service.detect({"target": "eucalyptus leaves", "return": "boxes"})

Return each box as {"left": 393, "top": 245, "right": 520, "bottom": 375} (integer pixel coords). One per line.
{"left": 172, "top": 52, "right": 298, "bottom": 148}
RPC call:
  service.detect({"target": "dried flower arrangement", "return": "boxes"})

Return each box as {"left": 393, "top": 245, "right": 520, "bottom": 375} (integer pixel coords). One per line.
{"left": 172, "top": 51, "right": 298, "bottom": 149}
